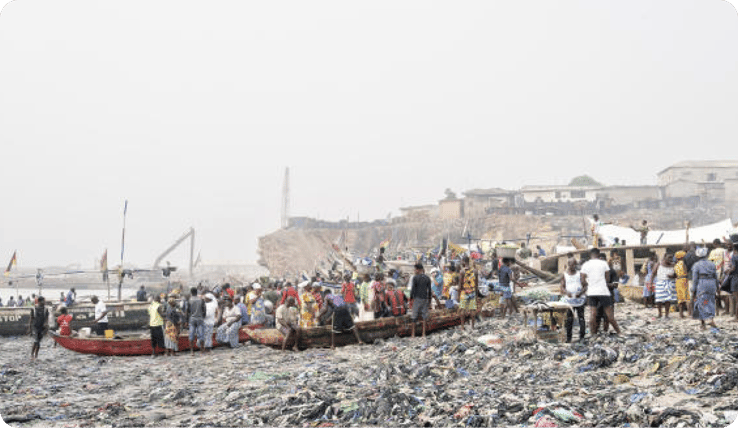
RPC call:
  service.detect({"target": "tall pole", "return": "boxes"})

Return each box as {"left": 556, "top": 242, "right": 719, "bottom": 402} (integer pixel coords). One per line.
{"left": 119, "top": 200, "right": 128, "bottom": 301}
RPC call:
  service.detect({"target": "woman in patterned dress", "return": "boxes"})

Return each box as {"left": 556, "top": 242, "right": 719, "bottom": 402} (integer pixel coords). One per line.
{"left": 300, "top": 283, "right": 318, "bottom": 328}
{"left": 458, "top": 257, "right": 478, "bottom": 330}
{"left": 652, "top": 254, "right": 677, "bottom": 318}
{"left": 674, "top": 251, "right": 690, "bottom": 318}
{"left": 691, "top": 247, "right": 718, "bottom": 330}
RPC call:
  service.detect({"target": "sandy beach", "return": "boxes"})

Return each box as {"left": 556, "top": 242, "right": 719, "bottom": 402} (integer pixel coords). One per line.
{"left": 1, "top": 302, "right": 737, "bottom": 427}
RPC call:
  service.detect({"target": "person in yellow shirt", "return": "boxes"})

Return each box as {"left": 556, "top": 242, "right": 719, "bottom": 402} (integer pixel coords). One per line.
{"left": 674, "top": 251, "right": 690, "bottom": 318}
{"left": 148, "top": 294, "right": 166, "bottom": 358}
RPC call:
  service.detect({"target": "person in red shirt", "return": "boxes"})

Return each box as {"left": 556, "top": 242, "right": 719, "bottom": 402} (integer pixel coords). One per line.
{"left": 385, "top": 281, "right": 407, "bottom": 317}
{"left": 57, "top": 307, "right": 73, "bottom": 336}
{"left": 280, "top": 283, "right": 301, "bottom": 306}
{"left": 341, "top": 274, "right": 359, "bottom": 318}
{"left": 222, "top": 284, "right": 235, "bottom": 300}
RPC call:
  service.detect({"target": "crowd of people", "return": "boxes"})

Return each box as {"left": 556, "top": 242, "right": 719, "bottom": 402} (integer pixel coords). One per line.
{"left": 640, "top": 238, "right": 738, "bottom": 329}
{"left": 23, "top": 222, "right": 738, "bottom": 358}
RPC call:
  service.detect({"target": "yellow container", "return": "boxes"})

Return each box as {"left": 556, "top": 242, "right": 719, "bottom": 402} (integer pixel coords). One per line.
{"left": 104, "top": 329, "right": 115, "bottom": 339}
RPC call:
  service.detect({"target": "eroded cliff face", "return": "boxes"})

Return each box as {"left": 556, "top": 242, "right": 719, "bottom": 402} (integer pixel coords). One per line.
{"left": 258, "top": 215, "right": 583, "bottom": 277}
{"left": 257, "top": 208, "right": 726, "bottom": 277}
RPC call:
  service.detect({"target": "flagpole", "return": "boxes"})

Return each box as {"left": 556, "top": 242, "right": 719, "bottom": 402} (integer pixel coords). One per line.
{"left": 119, "top": 200, "right": 128, "bottom": 301}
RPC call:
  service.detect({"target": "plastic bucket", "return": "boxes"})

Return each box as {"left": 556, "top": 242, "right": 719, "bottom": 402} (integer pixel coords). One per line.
{"left": 104, "top": 329, "right": 115, "bottom": 339}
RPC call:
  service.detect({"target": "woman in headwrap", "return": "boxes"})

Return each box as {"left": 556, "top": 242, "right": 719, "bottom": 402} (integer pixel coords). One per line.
{"left": 691, "top": 247, "right": 718, "bottom": 330}
{"left": 674, "top": 251, "right": 690, "bottom": 318}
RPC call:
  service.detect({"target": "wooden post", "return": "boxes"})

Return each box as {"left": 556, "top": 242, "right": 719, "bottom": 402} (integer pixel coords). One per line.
{"left": 625, "top": 249, "right": 635, "bottom": 285}
{"left": 558, "top": 256, "right": 567, "bottom": 276}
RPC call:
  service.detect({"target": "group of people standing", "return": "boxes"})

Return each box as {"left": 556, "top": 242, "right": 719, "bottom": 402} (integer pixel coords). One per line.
{"left": 641, "top": 239, "right": 738, "bottom": 329}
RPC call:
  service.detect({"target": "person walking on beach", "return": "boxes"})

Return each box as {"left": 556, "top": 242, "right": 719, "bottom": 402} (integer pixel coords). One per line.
{"left": 691, "top": 247, "right": 718, "bottom": 330}
{"left": 409, "top": 263, "right": 439, "bottom": 338}
{"left": 28, "top": 297, "right": 48, "bottom": 360}
{"left": 581, "top": 248, "right": 621, "bottom": 335}
{"left": 90, "top": 296, "right": 109, "bottom": 336}
{"left": 187, "top": 287, "right": 205, "bottom": 355}
{"left": 148, "top": 294, "right": 166, "bottom": 357}
{"left": 560, "top": 258, "right": 587, "bottom": 343}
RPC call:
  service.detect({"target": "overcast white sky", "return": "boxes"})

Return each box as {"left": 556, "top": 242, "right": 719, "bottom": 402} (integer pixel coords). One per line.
{"left": 1, "top": 0, "right": 737, "bottom": 269}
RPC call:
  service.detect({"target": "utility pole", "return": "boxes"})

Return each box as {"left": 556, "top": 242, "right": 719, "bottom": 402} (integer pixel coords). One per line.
{"left": 281, "top": 167, "right": 290, "bottom": 229}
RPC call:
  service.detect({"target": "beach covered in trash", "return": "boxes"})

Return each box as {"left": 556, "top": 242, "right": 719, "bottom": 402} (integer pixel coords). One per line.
{"left": 2, "top": 303, "right": 738, "bottom": 428}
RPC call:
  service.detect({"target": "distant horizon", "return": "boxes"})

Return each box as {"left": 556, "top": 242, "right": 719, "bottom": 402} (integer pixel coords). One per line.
{"left": 2, "top": 1, "right": 737, "bottom": 268}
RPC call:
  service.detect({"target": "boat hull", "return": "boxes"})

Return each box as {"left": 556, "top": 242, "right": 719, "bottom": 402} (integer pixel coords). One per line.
{"left": 50, "top": 326, "right": 258, "bottom": 356}
{"left": 247, "top": 310, "right": 462, "bottom": 349}
{"left": 0, "top": 301, "right": 149, "bottom": 336}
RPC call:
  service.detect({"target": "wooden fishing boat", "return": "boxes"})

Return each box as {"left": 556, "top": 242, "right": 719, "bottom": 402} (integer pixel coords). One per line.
{"left": 246, "top": 310, "right": 462, "bottom": 350}
{"left": 538, "top": 243, "right": 691, "bottom": 286}
{"left": 620, "top": 284, "right": 645, "bottom": 305}
{"left": 50, "top": 325, "right": 260, "bottom": 356}
{"left": 0, "top": 300, "right": 150, "bottom": 336}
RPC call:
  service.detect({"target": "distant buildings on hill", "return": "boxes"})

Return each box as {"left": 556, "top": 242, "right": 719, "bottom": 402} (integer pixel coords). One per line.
{"left": 285, "top": 161, "right": 738, "bottom": 228}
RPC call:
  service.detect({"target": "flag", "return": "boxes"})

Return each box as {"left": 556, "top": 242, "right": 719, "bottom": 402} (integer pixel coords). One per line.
{"left": 379, "top": 237, "right": 390, "bottom": 249}
{"left": 4, "top": 251, "right": 16, "bottom": 276}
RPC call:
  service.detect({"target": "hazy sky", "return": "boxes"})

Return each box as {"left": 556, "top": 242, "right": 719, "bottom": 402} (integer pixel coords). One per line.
{"left": 1, "top": 0, "right": 737, "bottom": 269}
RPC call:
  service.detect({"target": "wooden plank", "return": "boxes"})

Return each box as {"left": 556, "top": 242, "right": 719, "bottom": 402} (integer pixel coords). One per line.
{"left": 625, "top": 249, "right": 635, "bottom": 286}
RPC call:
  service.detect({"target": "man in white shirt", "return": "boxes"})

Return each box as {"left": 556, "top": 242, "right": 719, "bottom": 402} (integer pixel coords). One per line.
{"left": 90, "top": 296, "right": 109, "bottom": 336}
{"left": 580, "top": 248, "right": 621, "bottom": 335}
{"left": 202, "top": 292, "right": 218, "bottom": 352}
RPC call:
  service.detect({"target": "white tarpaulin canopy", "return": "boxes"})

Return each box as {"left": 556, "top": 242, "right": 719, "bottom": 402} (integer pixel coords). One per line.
{"left": 597, "top": 218, "right": 736, "bottom": 246}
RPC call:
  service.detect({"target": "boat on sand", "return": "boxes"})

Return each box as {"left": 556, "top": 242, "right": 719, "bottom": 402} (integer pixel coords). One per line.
{"left": 50, "top": 325, "right": 260, "bottom": 356}
{"left": 247, "top": 310, "right": 462, "bottom": 350}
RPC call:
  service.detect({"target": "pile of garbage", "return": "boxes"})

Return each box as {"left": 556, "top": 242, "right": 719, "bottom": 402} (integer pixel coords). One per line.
{"left": 1, "top": 304, "right": 738, "bottom": 427}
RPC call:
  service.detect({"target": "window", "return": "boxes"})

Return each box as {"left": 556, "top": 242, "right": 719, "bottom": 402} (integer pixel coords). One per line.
{"left": 707, "top": 173, "right": 717, "bottom": 181}
{"left": 554, "top": 191, "right": 561, "bottom": 199}
{"left": 570, "top": 190, "right": 585, "bottom": 198}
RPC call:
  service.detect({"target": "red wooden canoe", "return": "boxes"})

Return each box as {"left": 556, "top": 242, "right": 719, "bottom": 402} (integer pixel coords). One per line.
{"left": 50, "top": 325, "right": 261, "bottom": 356}
{"left": 247, "top": 310, "right": 462, "bottom": 350}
